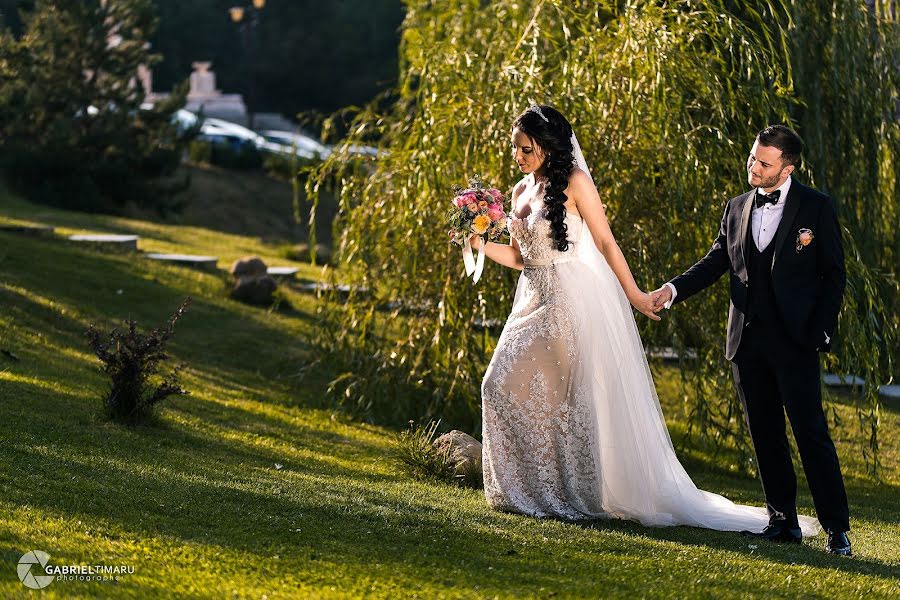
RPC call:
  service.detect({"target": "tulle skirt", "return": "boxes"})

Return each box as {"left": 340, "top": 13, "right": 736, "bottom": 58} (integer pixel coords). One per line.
{"left": 481, "top": 251, "right": 820, "bottom": 536}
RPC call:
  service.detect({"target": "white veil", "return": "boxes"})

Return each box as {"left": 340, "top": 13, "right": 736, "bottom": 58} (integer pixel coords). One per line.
{"left": 569, "top": 133, "right": 611, "bottom": 275}
{"left": 554, "top": 131, "right": 822, "bottom": 535}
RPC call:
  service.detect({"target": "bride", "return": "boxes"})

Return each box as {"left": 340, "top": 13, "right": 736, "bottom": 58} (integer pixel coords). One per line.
{"left": 471, "top": 104, "right": 819, "bottom": 535}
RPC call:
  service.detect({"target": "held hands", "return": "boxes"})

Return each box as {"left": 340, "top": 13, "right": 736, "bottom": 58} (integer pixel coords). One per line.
{"left": 629, "top": 290, "right": 662, "bottom": 321}
{"left": 649, "top": 286, "right": 672, "bottom": 312}
{"left": 630, "top": 285, "right": 672, "bottom": 321}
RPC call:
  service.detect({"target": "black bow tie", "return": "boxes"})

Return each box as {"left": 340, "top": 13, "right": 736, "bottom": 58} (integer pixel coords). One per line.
{"left": 755, "top": 190, "right": 781, "bottom": 209}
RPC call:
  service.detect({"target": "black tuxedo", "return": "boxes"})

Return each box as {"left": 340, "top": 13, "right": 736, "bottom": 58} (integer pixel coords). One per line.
{"left": 669, "top": 179, "right": 850, "bottom": 533}
{"left": 670, "top": 180, "right": 845, "bottom": 361}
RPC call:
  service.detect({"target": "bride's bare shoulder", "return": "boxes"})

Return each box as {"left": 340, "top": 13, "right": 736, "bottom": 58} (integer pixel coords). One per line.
{"left": 510, "top": 177, "right": 529, "bottom": 199}
{"left": 567, "top": 167, "right": 592, "bottom": 189}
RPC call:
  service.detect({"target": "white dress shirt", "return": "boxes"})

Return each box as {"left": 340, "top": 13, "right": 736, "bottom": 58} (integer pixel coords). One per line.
{"left": 663, "top": 176, "right": 793, "bottom": 309}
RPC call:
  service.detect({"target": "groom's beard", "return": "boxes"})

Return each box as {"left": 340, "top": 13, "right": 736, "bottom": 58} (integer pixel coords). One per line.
{"left": 748, "top": 172, "right": 780, "bottom": 190}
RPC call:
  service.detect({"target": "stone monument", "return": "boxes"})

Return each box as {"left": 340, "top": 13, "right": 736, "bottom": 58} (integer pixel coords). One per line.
{"left": 184, "top": 62, "right": 247, "bottom": 121}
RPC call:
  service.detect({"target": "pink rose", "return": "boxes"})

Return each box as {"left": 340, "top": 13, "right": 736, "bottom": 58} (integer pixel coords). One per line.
{"left": 454, "top": 195, "right": 466, "bottom": 208}
{"left": 488, "top": 206, "right": 504, "bottom": 221}
{"left": 488, "top": 188, "right": 502, "bottom": 200}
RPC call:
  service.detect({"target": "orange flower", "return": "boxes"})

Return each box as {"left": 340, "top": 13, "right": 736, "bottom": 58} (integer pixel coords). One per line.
{"left": 472, "top": 214, "right": 491, "bottom": 235}
{"left": 796, "top": 228, "right": 814, "bottom": 253}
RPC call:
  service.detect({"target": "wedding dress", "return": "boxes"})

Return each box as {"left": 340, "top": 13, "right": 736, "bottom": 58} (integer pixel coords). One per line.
{"left": 481, "top": 170, "right": 820, "bottom": 536}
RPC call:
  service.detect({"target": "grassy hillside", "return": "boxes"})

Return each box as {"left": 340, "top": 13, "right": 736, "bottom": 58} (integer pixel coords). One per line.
{"left": 0, "top": 188, "right": 898, "bottom": 598}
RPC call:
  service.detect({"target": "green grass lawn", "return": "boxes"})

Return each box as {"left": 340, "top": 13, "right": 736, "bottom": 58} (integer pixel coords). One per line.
{"left": 1, "top": 189, "right": 898, "bottom": 598}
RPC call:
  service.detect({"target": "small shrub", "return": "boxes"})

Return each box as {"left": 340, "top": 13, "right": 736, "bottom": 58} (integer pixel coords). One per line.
{"left": 262, "top": 151, "right": 322, "bottom": 180}
{"left": 210, "top": 143, "right": 262, "bottom": 170}
{"left": 86, "top": 299, "right": 192, "bottom": 423}
{"left": 391, "top": 420, "right": 455, "bottom": 484}
{"left": 455, "top": 455, "right": 484, "bottom": 490}
{"left": 187, "top": 140, "right": 213, "bottom": 164}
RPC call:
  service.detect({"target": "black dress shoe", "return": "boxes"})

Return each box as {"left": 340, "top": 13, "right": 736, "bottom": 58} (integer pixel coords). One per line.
{"left": 826, "top": 530, "right": 852, "bottom": 556}
{"left": 741, "top": 524, "right": 803, "bottom": 543}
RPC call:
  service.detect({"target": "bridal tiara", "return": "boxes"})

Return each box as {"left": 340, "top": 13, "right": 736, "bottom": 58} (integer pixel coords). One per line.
{"left": 527, "top": 105, "right": 549, "bottom": 122}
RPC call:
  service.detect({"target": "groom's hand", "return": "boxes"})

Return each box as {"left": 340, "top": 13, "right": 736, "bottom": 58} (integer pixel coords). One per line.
{"left": 650, "top": 286, "right": 672, "bottom": 312}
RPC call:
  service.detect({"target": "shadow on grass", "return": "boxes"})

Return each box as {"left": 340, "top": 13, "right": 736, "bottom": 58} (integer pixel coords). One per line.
{"left": 570, "top": 516, "right": 898, "bottom": 578}
{"left": 2, "top": 367, "right": 897, "bottom": 597}
{"left": 3, "top": 423, "right": 897, "bottom": 597}
{"left": 0, "top": 233, "right": 320, "bottom": 408}
{"left": 1, "top": 373, "right": 391, "bottom": 482}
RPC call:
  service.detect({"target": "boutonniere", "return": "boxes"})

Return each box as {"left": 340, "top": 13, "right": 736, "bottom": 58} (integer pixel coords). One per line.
{"left": 796, "top": 228, "right": 814, "bottom": 253}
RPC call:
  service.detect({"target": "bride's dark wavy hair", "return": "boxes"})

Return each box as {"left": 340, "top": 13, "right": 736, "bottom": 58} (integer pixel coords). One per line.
{"left": 512, "top": 104, "right": 576, "bottom": 251}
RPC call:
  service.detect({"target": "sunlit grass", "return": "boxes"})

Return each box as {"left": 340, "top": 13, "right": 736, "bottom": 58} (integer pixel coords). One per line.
{"left": 0, "top": 192, "right": 898, "bottom": 598}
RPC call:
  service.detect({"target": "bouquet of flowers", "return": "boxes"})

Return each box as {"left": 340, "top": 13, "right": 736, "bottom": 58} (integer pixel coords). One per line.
{"left": 446, "top": 176, "right": 507, "bottom": 283}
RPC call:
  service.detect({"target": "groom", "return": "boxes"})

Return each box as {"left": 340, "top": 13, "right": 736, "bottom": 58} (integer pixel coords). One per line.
{"left": 651, "top": 125, "right": 851, "bottom": 555}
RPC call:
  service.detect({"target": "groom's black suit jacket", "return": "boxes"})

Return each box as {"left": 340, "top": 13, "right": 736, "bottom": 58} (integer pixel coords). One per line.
{"left": 669, "top": 180, "right": 845, "bottom": 361}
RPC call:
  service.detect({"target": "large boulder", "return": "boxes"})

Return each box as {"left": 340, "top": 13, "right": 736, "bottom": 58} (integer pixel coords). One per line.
{"left": 230, "top": 256, "right": 277, "bottom": 305}
{"left": 433, "top": 430, "right": 482, "bottom": 476}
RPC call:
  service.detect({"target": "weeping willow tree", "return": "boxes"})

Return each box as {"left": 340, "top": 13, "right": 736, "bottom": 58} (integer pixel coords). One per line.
{"left": 787, "top": 0, "right": 899, "bottom": 475}
{"left": 303, "top": 0, "right": 898, "bottom": 476}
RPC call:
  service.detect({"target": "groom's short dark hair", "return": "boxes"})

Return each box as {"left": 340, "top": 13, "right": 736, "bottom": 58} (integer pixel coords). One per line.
{"left": 757, "top": 125, "right": 803, "bottom": 166}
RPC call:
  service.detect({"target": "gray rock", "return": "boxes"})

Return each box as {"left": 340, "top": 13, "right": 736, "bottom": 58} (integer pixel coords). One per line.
{"left": 230, "top": 256, "right": 277, "bottom": 305}
{"left": 434, "top": 430, "right": 482, "bottom": 476}
{"left": 230, "top": 256, "right": 268, "bottom": 278}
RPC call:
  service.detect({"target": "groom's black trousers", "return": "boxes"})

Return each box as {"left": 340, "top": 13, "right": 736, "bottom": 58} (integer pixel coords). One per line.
{"left": 731, "top": 320, "right": 850, "bottom": 533}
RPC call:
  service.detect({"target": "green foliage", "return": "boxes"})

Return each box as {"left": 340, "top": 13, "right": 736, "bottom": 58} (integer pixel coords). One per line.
{"left": 791, "top": 0, "right": 900, "bottom": 274}
{"left": 210, "top": 142, "right": 263, "bottom": 170}
{"left": 788, "top": 0, "right": 900, "bottom": 476}
{"left": 391, "top": 420, "right": 456, "bottom": 483}
{"left": 188, "top": 139, "right": 266, "bottom": 170}
{"left": 187, "top": 140, "right": 213, "bottom": 164}
{"left": 262, "top": 149, "right": 321, "bottom": 182}
{"left": 86, "top": 298, "right": 191, "bottom": 423}
{"left": 0, "top": 0, "right": 190, "bottom": 212}
{"left": 306, "top": 0, "right": 898, "bottom": 474}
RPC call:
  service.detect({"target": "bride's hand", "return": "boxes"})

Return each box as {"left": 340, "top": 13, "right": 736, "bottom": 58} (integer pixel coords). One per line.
{"left": 468, "top": 234, "right": 483, "bottom": 250}
{"left": 629, "top": 291, "right": 662, "bottom": 322}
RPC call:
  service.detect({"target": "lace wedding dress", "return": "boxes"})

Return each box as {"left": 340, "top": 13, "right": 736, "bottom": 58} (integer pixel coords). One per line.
{"left": 481, "top": 202, "right": 820, "bottom": 535}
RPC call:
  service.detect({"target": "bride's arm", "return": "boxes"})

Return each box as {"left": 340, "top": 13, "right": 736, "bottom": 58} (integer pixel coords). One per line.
{"left": 468, "top": 181, "right": 524, "bottom": 270}
{"left": 470, "top": 235, "right": 524, "bottom": 271}
{"left": 570, "top": 169, "right": 660, "bottom": 321}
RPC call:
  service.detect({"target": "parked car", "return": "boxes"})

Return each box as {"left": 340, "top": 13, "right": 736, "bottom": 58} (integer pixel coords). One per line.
{"left": 259, "top": 130, "right": 331, "bottom": 160}
{"left": 169, "top": 109, "right": 380, "bottom": 161}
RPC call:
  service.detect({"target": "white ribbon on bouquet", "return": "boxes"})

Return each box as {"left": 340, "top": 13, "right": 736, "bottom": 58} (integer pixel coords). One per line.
{"left": 462, "top": 236, "right": 486, "bottom": 283}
